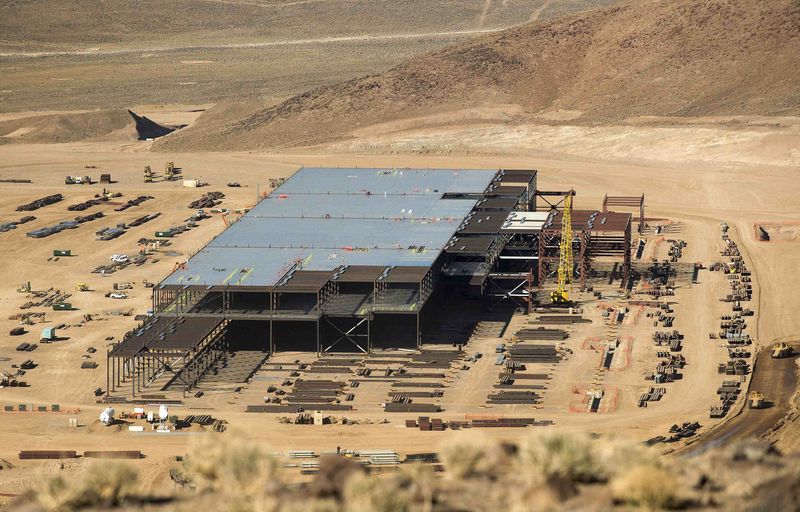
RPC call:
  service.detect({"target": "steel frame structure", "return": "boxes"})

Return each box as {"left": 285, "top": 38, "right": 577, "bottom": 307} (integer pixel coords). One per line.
{"left": 603, "top": 194, "right": 645, "bottom": 234}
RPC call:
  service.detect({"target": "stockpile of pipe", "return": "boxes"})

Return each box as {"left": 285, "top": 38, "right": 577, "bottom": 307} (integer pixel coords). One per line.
{"left": 114, "top": 195, "right": 153, "bottom": 212}
{"left": 514, "top": 328, "right": 568, "bottom": 341}
{"left": 487, "top": 390, "right": 541, "bottom": 405}
{"left": 508, "top": 343, "right": 560, "bottom": 363}
{"left": 16, "top": 194, "right": 63, "bottom": 211}
{"left": 535, "top": 315, "right": 590, "bottom": 325}
{"left": 638, "top": 386, "right": 666, "bottom": 407}
{"left": 189, "top": 192, "right": 224, "bottom": 209}
{"left": 0, "top": 215, "right": 35, "bottom": 233}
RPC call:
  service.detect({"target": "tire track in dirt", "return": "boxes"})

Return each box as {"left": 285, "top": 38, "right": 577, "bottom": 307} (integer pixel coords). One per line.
{"left": 0, "top": 28, "right": 507, "bottom": 58}
{"left": 478, "top": 0, "right": 493, "bottom": 28}
{"left": 530, "top": 0, "right": 552, "bottom": 22}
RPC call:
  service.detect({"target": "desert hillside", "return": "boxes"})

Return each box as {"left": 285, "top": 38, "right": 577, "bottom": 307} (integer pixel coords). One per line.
{"left": 155, "top": 0, "right": 800, "bottom": 151}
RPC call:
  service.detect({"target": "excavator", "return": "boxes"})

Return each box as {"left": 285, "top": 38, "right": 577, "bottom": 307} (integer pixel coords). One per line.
{"left": 550, "top": 192, "right": 574, "bottom": 304}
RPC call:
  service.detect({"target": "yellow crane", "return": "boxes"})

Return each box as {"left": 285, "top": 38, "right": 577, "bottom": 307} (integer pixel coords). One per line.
{"left": 551, "top": 192, "right": 573, "bottom": 304}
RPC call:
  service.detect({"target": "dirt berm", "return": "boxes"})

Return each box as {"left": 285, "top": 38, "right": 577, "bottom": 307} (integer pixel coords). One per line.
{"left": 0, "top": 109, "right": 173, "bottom": 144}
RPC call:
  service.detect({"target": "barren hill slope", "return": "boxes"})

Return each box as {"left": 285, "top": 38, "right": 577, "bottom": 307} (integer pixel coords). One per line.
{"left": 156, "top": 0, "right": 800, "bottom": 151}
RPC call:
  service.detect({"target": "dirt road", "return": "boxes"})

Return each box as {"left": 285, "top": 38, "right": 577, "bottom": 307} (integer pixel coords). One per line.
{"left": 682, "top": 345, "right": 799, "bottom": 456}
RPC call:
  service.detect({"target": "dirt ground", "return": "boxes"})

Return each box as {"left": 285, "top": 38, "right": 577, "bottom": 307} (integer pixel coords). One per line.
{"left": 0, "top": 115, "right": 798, "bottom": 499}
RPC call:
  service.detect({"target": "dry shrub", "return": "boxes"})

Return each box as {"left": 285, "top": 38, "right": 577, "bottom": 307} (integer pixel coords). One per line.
{"left": 32, "top": 475, "right": 77, "bottom": 511}
{"left": 33, "top": 461, "right": 139, "bottom": 511}
{"left": 439, "top": 432, "right": 508, "bottom": 480}
{"left": 342, "top": 472, "right": 412, "bottom": 512}
{"left": 594, "top": 436, "right": 658, "bottom": 481}
{"left": 185, "top": 433, "right": 282, "bottom": 499}
{"left": 308, "top": 455, "right": 366, "bottom": 500}
{"left": 502, "top": 472, "right": 565, "bottom": 512}
{"left": 611, "top": 464, "right": 678, "bottom": 510}
{"left": 341, "top": 462, "right": 436, "bottom": 512}
{"left": 516, "top": 431, "right": 598, "bottom": 483}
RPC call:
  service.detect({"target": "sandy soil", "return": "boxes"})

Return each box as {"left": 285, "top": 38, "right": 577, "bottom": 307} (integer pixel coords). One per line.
{"left": 0, "top": 121, "right": 798, "bottom": 499}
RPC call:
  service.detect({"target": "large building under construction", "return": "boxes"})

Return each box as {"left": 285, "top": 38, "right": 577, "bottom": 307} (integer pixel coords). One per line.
{"left": 107, "top": 167, "right": 638, "bottom": 395}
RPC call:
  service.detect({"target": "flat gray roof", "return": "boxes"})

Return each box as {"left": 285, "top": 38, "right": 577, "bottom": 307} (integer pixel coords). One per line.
{"left": 274, "top": 167, "right": 495, "bottom": 195}
{"left": 163, "top": 167, "right": 498, "bottom": 287}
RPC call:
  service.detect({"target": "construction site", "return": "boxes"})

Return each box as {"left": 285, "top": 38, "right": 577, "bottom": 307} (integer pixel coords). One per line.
{"left": 101, "top": 167, "right": 643, "bottom": 402}
{"left": 1, "top": 0, "right": 799, "bottom": 508}
{"left": 0, "top": 142, "right": 797, "bottom": 506}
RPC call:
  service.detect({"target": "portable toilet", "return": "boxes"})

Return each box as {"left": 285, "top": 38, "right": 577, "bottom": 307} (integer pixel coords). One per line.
{"left": 41, "top": 327, "right": 56, "bottom": 341}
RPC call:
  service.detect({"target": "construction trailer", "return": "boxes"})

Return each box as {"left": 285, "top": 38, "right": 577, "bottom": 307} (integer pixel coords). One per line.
{"left": 107, "top": 167, "right": 631, "bottom": 396}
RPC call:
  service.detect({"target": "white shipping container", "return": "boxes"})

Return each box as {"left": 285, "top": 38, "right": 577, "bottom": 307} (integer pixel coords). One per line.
{"left": 183, "top": 179, "right": 199, "bottom": 188}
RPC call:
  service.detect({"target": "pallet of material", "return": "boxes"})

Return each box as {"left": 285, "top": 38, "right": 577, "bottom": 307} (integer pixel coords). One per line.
{"left": 19, "top": 450, "right": 77, "bottom": 460}
{"left": 394, "top": 373, "right": 447, "bottom": 379}
{"left": 84, "top": 450, "right": 142, "bottom": 459}
{"left": 303, "top": 367, "right": 353, "bottom": 373}
{"left": 389, "top": 391, "right": 443, "bottom": 398}
{"left": 392, "top": 382, "right": 445, "bottom": 388}
{"left": 16, "top": 194, "right": 63, "bottom": 212}
{"left": 404, "top": 362, "right": 455, "bottom": 369}
{"left": 514, "top": 328, "right": 569, "bottom": 340}
{"left": 498, "top": 373, "right": 549, "bottom": 380}
{"left": 471, "top": 418, "right": 536, "bottom": 427}
{"left": 493, "top": 384, "right": 546, "bottom": 390}
{"left": 534, "top": 315, "right": 591, "bottom": 324}
{"left": 383, "top": 403, "right": 441, "bottom": 413}
{"left": 246, "top": 404, "right": 352, "bottom": 413}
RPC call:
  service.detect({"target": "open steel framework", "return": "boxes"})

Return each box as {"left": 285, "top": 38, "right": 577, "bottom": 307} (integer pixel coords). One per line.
{"left": 106, "top": 167, "right": 633, "bottom": 396}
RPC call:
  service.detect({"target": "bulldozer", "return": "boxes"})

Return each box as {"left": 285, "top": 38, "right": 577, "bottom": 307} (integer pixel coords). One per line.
{"left": 165, "top": 161, "right": 175, "bottom": 181}
{"left": 748, "top": 391, "right": 766, "bottom": 409}
{"left": 772, "top": 342, "right": 793, "bottom": 359}
{"left": 144, "top": 165, "right": 153, "bottom": 183}
{"left": 75, "top": 284, "right": 90, "bottom": 292}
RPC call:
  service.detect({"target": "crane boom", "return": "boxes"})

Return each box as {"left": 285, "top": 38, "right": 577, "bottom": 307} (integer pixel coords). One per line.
{"left": 551, "top": 191, "right": 573, "bottom": 303}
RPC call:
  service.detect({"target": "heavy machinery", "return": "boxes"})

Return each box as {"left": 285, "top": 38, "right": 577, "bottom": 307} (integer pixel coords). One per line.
{"left": 550, "top": 191, "right": 574, "bottom": 304}
{"left": 75, "top": 284, "right": 89, "bottom": 292}
{"left": 772, "top": 342, "right": 793, "bottom": 358}
{"left": 17, "top": 282, "right": 31, "bottom": 293}
{"left": 144, "top": 165, "right": 153, "bottom": 183}
{"left": 748, "top": 391, "right": 766, "bottom": 409}
{"left": 165, "top": 161, "right": 175, "bottom": 181}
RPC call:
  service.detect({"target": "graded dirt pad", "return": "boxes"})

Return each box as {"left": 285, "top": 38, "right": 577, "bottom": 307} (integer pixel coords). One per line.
{"left": 155, "top": 0, "right": 800, "bottom": 151}
{"left": 0, "top": 110, "right": 173, "bottom": 144}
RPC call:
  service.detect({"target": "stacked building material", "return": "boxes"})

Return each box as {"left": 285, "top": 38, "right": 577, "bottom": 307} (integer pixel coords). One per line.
{"left": 534, "top": 315, "right": 591, "bottom": 325}
{"left": 0, "top": 215, "right": 36, "bottom": 233}
{"left": 189, "top": 192, "right": 224, "bottom": 209}
{"left": 16, "top": 194, "right": 63, "bottom": 211}
{"left": 19, "top": 450, "right": 77, "bottom": 459}
{"left": 83, "top": 451, "right": 142, "bottom": 459}
{"left": 638, "top": 387, "right": 666, "bottom": 407}
{"left": 114, "top": 195, "right": 153, "bottom": 212}
{"left": 513, "top": 328, "right": 568, "bottom": 341}
{"left": 507, "top": 344, "right": 560, "bottom": 363}
{"left": 486, "top": 390, "right": 541, "bottom": 405}
{"left": 27, "top": 212, "right": 104, "bottom": 238}
{"left": 383, "top": 403, "right": 441, "bottom": 413}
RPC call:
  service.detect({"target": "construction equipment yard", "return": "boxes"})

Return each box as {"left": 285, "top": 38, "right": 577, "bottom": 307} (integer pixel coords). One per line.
{"left": 0, "top": 135, "right": 797, "bottom": 499}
